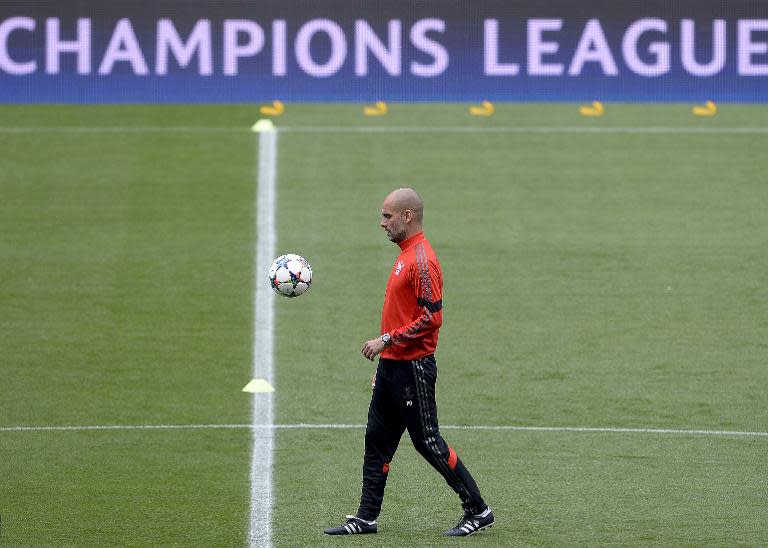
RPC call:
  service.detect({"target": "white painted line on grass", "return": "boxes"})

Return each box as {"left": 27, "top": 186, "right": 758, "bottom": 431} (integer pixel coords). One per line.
{"left": 1, "top": 126, "right": 768, "bottom": 135}
{"left": 277, "top": 126, "right": 768, "bottom": 135}
{"left": 250, "top": 123, "right": 278, "bottom": 548}
{"left": 0, "top": 126, "right": 245, "bottom": 133}
{"left": 0, "top": 423, "right": 256, "bottom": 431}
{"left": 1, "top": 423, "right": 766, "bottom": 437}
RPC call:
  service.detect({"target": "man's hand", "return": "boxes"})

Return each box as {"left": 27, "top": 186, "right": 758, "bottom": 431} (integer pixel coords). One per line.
{"left": 361, "top": 337, "right": 386, "bottom": 361}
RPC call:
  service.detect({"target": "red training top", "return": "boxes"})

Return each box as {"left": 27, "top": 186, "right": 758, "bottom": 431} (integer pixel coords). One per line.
{"left": 380, "top": 232, "right": 443, "bottom": 360}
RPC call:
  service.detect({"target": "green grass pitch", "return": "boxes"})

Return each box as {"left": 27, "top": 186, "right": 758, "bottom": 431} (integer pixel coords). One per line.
{"left": 1, "top": 103, "right": 767, "bottom": 546}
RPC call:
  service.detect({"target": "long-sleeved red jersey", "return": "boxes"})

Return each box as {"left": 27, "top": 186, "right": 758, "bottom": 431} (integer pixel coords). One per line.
{"left": 380, "top": 232, "right": 443, "bottom": 360}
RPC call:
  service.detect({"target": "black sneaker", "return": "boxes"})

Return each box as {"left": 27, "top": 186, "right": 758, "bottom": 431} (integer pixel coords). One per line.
{"left": 324, "top": 515, "right": 378, "bottom": 535}
{"left": 443, "top": 507, "right": 494, "bottom": 536}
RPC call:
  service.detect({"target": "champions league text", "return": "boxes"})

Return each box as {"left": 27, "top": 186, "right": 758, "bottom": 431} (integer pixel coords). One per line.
{"left": 2, "top": 17, "right": 767, "bottom": 78}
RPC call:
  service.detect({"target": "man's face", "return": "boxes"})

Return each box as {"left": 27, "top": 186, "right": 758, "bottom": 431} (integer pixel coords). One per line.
{"left": 380, "top": 200, "right": 408, "bottom": 243}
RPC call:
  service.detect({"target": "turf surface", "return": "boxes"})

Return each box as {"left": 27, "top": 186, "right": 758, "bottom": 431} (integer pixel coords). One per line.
{"left": 1, "top": 103, "right": 767, "bottom": 546}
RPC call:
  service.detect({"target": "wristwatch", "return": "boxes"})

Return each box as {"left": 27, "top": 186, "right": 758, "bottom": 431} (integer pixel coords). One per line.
{"left": 380, "top": 333, "right": 391, "bottom": 347}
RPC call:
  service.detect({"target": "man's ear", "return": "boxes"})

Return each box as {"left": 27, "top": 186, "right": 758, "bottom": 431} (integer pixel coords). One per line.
{"left": 403, "top": 209, "right": 413, "bottom": 223}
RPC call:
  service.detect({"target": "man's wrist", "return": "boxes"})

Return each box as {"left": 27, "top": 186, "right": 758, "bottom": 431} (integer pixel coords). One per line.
{"left": 380, "top": 333, "right": 391, "bottom": 348}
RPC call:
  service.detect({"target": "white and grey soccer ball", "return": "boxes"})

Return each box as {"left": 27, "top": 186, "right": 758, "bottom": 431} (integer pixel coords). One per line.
{"left": 268, "top": 254, "right": 312, "bottom": 298}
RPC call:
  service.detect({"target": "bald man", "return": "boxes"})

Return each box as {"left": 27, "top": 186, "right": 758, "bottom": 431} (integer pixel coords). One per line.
{"left": 324, "top": 188, "right": 494, "bottom": 537}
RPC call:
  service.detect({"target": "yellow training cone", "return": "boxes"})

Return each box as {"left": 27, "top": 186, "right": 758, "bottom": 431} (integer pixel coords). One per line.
{"left": 251, "top": 119, "right": 275, "bottom": 133}
{"left": 242, "top": 378, "right": 275, "bottom": 393}
{"left": 579, "top": 101, "right": 604, "bottom": 116}
{"left": 469, "top": 101, "right": 494, "bottom": 116}
{"left": 692, "top": 101, "right": 717, "bottom": 117}
{"left": 260, "top": 100, "right": 285, "bottom": 116}
{"left": 364, "top": 101, "right": 388, "bottom": 116}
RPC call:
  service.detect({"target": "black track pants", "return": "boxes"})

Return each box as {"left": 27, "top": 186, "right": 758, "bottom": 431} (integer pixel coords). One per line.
{"left": 356, "top": 355, "right": 486, "bottom": 521}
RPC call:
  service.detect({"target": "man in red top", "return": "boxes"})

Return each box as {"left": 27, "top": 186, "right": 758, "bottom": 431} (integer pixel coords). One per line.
{"left": 324, "top": 188, "right": 494, "bottom": 537}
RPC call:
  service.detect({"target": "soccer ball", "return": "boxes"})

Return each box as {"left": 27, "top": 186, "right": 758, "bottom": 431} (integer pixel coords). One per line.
{"left": 268, "top": 254, "right": 312, "bottom": 298}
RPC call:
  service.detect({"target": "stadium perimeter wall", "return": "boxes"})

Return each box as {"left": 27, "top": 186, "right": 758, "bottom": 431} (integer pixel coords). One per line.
{"left": 0, "top": 0, "right": 766, "bottom": 103}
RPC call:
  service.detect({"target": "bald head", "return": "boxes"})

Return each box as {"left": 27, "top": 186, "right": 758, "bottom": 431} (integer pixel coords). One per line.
{"left": 380, "top": 187, "right": 424, "bottom": 244}
{"left": 385, "top": 187, "right": 424, "bottom": 222}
